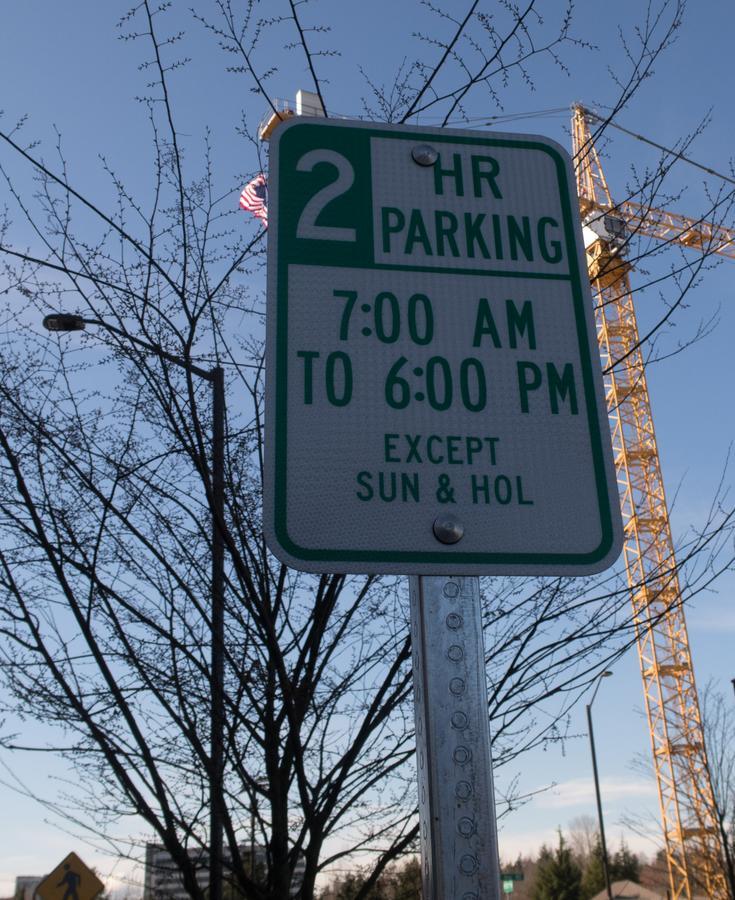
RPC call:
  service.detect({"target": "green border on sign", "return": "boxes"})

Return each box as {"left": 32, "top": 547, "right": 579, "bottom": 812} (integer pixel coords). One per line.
{"left": 272, "top": 121, "right": 615, "bottom": 567}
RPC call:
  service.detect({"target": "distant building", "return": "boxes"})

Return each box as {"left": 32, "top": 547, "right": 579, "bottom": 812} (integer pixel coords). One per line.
{"left": 589, "top": 881, "right": 707, "bottom": 900}
{"left": 143, "top": 843, "right": 304, "bottom": 899}
{"left": 143, "top": 845, "right": 208, "bottom": 900}
{"left": 13, "top": 877, "right": 42, "bottom": 900}
{"left": 589, "top": 883, "right": 661, "bottom": 900}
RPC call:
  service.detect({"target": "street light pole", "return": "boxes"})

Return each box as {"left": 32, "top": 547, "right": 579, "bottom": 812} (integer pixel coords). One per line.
{"left": 587, "top": 671, "right": 613, "bottom": 900}
{"left": 209, "top": 364, "right": 226, "bottom": 900}
{"left": 43, "top": 314, "right": 227, "bottom": 900}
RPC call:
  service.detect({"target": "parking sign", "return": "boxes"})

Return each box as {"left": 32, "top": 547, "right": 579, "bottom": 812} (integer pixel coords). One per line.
{"left": 264, "top": 119, "right": 622, "bottom": 575}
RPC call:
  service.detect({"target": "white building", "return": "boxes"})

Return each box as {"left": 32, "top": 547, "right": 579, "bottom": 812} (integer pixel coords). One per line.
{"left": 143, "top": 843, "right": 303, "bottom": 899}
{"left": 143, "top": 845, "right": 208, "bottom": 900}
{"left": 13, "top": 877, "right": 42, "bottom": 900}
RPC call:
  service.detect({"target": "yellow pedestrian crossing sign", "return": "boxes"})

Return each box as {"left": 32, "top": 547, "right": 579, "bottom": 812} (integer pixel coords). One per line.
{"left": 36, "top": 853, "right": 104, "bottom": 900}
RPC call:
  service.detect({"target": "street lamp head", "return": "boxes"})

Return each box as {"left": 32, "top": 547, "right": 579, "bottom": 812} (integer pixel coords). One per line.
{"left": 43, "top": 313, "right": 86, "bottom": 332}
{"left": 589, "top": 669, "right": 613, "bottom": 708}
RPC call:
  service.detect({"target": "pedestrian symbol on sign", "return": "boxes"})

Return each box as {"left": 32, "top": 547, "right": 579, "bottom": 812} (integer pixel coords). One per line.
{"left": 57, "top": 865, "right": 81, "bottom": 900}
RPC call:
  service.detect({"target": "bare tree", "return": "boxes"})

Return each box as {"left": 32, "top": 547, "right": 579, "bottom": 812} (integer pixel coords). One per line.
{"left": 568, "top": 815, "right": 599, "bottom": 865}
{"left": 701, "top": 681, "right": 735, "bottom": 897}
{"left": 0, "top": 3, "right": 733, "bottom": 900}
{"left": 621, "top": 677, "right": 735, "bottom": 897}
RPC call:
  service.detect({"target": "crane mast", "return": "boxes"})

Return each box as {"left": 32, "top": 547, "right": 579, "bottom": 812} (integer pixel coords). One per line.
{"left": 572, "top": 105, "right": 729, "bottom": 900}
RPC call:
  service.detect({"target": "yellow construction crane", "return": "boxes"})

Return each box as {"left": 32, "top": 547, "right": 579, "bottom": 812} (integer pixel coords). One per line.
{"left": 572, "top": 104, "right": 735, "bottom": 900}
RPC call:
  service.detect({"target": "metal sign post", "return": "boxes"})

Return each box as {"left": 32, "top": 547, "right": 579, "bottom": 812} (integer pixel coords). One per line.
{"left": 410, "top": 575, "right": 500, "bottom": 900}
{"left": 264, "top": 117, "right": 622, "bottom": 900}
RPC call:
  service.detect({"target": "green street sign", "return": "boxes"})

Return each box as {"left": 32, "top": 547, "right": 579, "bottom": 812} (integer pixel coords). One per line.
{"left": 265, "top": 118, "right": 622, "bottom": 575}
{"left": 502, "top": 879, "right": 514, "bottom": 894}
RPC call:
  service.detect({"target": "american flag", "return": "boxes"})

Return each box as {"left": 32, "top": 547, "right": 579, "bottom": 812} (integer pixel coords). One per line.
{"left": 239, "top": 173, "right": 268, "bottom": 227}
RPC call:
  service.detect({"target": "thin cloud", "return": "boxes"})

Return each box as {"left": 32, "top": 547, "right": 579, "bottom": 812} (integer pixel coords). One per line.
{"left": 498, "top": 828, "right": 562, "bottom": 858}
{"left": 534, "top": 777, "right": 657, "bottom": 809}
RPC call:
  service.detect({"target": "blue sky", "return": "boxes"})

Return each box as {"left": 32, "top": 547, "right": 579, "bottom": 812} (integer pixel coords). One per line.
{"left": 1, "top": 0, "right": 734, "bottom": 893}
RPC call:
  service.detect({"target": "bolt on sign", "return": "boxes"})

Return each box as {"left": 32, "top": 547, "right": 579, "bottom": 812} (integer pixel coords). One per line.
{"left": 36, "top": 853, "right": 104, "bottom": 900}
{"left": 264, "top": 119, "right": 622, "bottom": 575}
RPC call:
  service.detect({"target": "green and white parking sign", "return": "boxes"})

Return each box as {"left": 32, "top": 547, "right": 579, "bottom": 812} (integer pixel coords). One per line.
{"left": 264, "top": 119, "right": 622, "bottom": 575}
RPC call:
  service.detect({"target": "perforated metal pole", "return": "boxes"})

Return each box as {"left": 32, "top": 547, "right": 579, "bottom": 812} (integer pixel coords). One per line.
{"left": 409, "top": 575, "right": 501, "bottom": 900}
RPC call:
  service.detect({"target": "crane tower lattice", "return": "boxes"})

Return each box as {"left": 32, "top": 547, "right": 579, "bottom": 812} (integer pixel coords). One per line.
{"left": 572, "top": 104, "right": 731, "bottom": 900}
